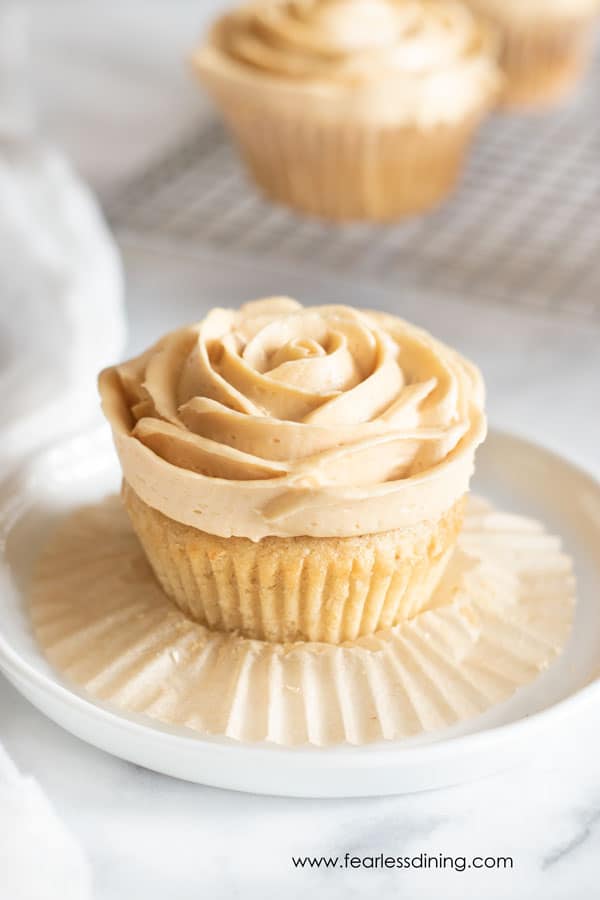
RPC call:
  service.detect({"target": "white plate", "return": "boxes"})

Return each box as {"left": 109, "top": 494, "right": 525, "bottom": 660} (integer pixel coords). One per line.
{"left": 0, "top": 427, "right": 599, "bottom": 798}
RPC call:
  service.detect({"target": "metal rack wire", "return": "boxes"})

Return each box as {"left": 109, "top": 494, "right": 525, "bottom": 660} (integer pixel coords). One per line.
{"left": 108, "top": 53, "right": 600, "bottom": 322}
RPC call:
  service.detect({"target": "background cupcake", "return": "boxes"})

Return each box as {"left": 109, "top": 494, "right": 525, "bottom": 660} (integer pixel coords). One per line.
{"left": 192, "top": 0, "right": 500, "bottom": 221}
{"left": 99, "top": 297, "right": 486, "bottom": 644}
{"left": 465, "top": 0, "right": 600, "bottom": 108}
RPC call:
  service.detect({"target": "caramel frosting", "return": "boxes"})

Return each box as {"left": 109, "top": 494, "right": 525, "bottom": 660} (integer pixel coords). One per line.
{"left": 99, "top": 298, "right": 486, "bottom": 540}
{"left": 195, "top": 0, "right": 500, "bottom": 126}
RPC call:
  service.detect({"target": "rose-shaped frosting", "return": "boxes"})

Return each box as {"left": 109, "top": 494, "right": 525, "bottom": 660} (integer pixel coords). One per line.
{"left": 100, "top": 298, "right": 486, "bottom": 540}
{"left": 195, "top": 0, "right": 499, "bottom": 125}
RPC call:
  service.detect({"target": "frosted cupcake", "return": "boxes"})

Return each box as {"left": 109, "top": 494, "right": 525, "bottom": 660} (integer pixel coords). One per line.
{"left": 192, "top": 0, "right": 500, "bottom": 221}
{"left": 465, "top": 0, "right": 600, "bottom": 108}
{"left": 99, "top": 298, "right": 486, "bottom": 644}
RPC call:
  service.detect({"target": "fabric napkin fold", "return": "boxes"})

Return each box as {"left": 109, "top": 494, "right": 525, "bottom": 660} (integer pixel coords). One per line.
{"left": 0, "top": 7, "right": 120, "bottom": 887}
{"left": 0, "top": 741, "right": 93, "bottom": 900}
{"left": 0, "top": 3, "right": 126, "bottom": 477}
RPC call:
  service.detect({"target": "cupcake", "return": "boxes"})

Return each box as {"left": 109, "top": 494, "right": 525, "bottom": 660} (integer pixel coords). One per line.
{"left": 192, "top": 0, "right": 500, "bottom": 221}
{"left": 99, "top": 298, "right": 486, "bottom": 644}
{"left": 465, "top": 0, "right": 600, "bottom": 108}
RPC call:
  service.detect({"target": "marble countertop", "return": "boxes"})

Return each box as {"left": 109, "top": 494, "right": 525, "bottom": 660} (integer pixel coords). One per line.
{"left": 2, "top": 2, "right": 600, "bottom": 898}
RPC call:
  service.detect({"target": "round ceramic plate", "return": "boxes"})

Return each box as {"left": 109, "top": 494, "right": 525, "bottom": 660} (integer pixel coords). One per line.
{"left": 0, "top": 427, "right": 599, "bottom": 798}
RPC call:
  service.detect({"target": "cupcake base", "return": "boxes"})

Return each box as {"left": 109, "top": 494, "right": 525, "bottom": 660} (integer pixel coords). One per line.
{"left": 29, "top": 494, "right": 575, "bottom": 746}
{"left": 497, "top": 19, "right": 596, "bottom": 109}
{"left": 220, "top": 109, "right": 486, "bottom": 222}
{"left": 121, "top": 482, "right": 465, "bottom": 645}
{"left": 501, "top": 51, "right": 587, "bottom": 109}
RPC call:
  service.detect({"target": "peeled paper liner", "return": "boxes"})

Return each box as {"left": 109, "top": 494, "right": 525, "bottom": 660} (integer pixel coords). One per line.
{"left": 29, "top": 495, "right": 575, "bottom": 747}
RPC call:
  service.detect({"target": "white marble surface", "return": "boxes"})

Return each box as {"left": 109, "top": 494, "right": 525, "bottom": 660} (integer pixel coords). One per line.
{"left": 2, "top": 2, "right": 600, "bottom": 897}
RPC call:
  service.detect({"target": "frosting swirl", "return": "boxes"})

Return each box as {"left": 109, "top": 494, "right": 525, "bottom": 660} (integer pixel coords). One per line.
{"left": 100, "top": 298, "right": 486, "bottom": 540}
{"left": 195, "top": 0, "right": 499, "bottom": 125}
{"left": 217, "top": 0, "right": 487, "bottom": 81}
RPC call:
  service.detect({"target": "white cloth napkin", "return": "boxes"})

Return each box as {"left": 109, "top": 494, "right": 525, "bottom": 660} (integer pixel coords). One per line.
{"left": 0, "top": 742, "right": 93, "bottom": 900}
{"left": 0, "top": 8, "right": 119, "bottom": 894}
{"left": 0, "top": 3, "right": 126, "bottom": 477}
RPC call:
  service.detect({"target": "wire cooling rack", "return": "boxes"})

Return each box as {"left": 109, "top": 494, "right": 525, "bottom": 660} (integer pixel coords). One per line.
{"left": 108, "top": 55, "right": 600, "bottom": 323}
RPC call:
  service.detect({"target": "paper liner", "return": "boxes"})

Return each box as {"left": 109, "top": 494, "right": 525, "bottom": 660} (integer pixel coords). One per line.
{"left": 199, "top": 75, "right": 488, "bottom": 221}
{"left": 495, "top": 17, "right": 595, "bottom": 108}
{"left": 122, "top": 481, "right": 465, "bottom": 644}
{"left": 29, "top": 495, "right": 575, "bottom": 746}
